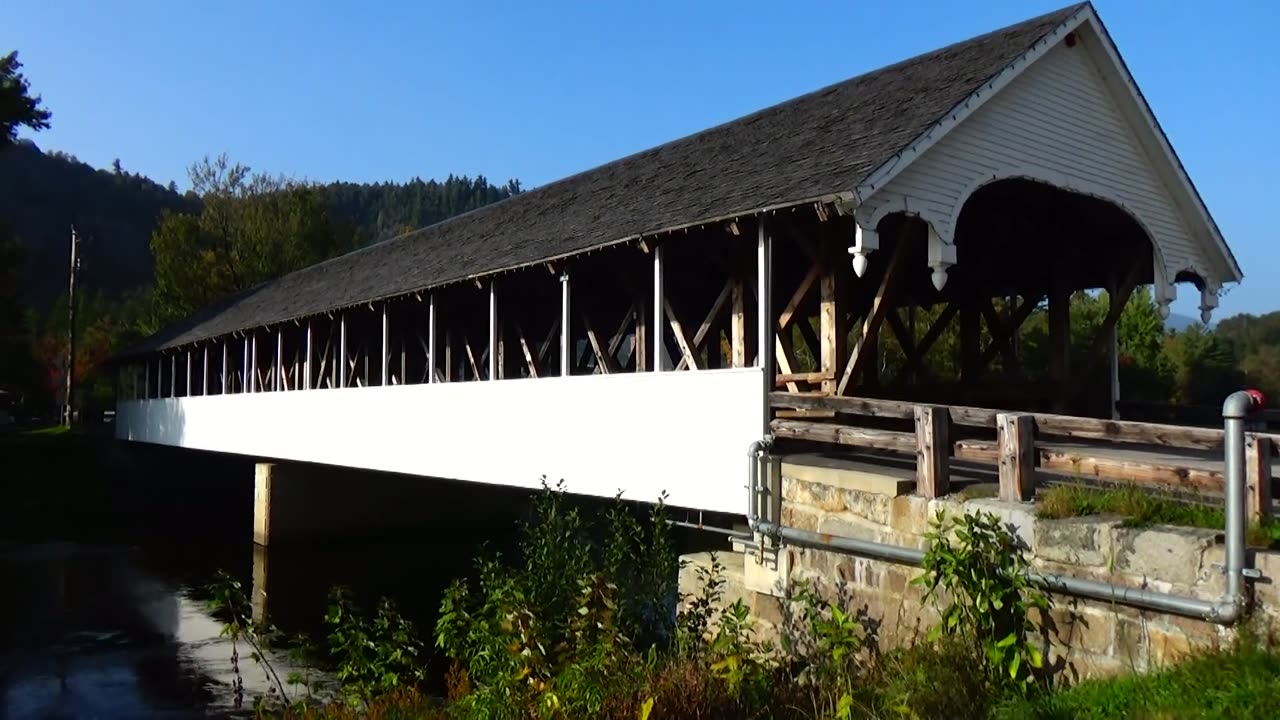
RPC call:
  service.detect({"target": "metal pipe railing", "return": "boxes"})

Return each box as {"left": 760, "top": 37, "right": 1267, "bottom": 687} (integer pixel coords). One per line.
{"left": 746, "top": 391, "right": 1263, "bottom": 625}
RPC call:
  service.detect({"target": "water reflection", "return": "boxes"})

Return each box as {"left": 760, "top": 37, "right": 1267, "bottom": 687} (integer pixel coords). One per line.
{"left": 0, "top": 543, "right": 324, "bottom": 719}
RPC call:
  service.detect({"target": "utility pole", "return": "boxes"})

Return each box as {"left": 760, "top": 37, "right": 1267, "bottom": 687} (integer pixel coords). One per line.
{"left": 63, "top": 226, "right": 80, "bottom": 427}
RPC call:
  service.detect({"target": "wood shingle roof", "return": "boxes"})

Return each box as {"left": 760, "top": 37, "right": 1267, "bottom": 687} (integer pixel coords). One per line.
{"left": 132, "top": 3, "right": 1084, "bottom": 355}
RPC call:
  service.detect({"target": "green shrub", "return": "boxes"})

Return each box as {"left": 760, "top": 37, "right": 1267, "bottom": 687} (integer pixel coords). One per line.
{"left": 915, "top": 510, "right": 1048, "bottom": 689}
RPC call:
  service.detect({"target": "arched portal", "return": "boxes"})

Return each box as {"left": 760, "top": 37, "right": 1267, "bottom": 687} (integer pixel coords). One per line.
{"left": 862, "top": 178, "right": 1167, "bottom": 417}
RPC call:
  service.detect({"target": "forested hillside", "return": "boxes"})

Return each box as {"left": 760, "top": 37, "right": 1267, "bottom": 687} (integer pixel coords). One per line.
{"left": 2, "top": 142, "right": 521, "bottom": 314}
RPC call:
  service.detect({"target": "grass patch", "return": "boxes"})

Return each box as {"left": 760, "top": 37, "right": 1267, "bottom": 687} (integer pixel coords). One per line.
{"left": 1036, "top": 485, "right": 1278, "bottom": 547}
{"left": 994, "top": 640, "right": 1280, "bottom": 719}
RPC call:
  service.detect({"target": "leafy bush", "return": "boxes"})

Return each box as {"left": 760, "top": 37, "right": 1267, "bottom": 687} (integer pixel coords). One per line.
{"left": 324, "top": 587, "right": 427, "bottom": 702}
{"left": 915, "top": 510, "right": 1048, "bottom": 688}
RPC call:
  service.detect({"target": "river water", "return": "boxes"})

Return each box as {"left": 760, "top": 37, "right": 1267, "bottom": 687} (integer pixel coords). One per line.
{"left": 0, "top": 441, "right": 725, "bottom": 719}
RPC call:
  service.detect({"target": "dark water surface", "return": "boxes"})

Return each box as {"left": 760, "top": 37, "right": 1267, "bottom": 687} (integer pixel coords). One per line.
{"left": 1, "top": 442, "right": 726, "bottom": 719}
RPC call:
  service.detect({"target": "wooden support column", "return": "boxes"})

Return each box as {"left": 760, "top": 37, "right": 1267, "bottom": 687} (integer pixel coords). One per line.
{"left": 488, "top": 281, "right": 498, "bottom": 381}
{"left": 221, "top": 342, "right": 229, "bottom": 394}
{"left": 185, "top": 349, "right": 192, "bottom": 396}
{"left": 561, "top": 272, "right": 571, "bottom": 376}
{"left": 997, "top": 413, "right": 1035, "bottom": 502}
{"left": 243, "top": 337, "right": 251, "bottom": 393}
{"left": 304, "top": 320, "right": 313, "bottom": 390}
{"left": 653, "top": 243, "right": 666, "bottom": 371}
{"left": 444, "top": 329, "right": 453, "bottom": 382}
{"left": 914, "top": 405, "right": 949, "bottom": 498}
{"left": 428, "top": 294, "right": 438, "bottom": 383}
{"left": 1049, "top": 284, "right": 1071, "bottom": 412}
{"left": 381, "top": 302, "right": 390, "bottom": 386}
{"left": 1108, "top": 320, "right": 1120, "bottom": 419}
{"left": 731, "top": 273, "right": 749, "bottom": 368}
{"left": 819, "top": 246, "right": 844, "bottom": 395}
{"left": 202, "top": 346, "right": 209, "bottom": 395}
{"left": 838, "top": 228, "right": 909, "bottom": 395}
{"left": 1247, "top": 435, "right": 1273, "bottom": 523}
{"left": 338, "top": 314, "right": 347, "bottom": 389}
{"left": 959, "top": 304, "right": 980, "bottom": 380}
{"left": 275, "top": 330, "right": 284, "bottom": 391}
{"left": 634, "top": 295, "right": 647, "bottom": 372}
{"left": 758, "top": 220, "right": 774, "bottom": 428}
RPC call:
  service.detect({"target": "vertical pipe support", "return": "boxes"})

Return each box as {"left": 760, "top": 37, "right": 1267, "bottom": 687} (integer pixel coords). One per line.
{"left": 653, "top": 243, "right": 665, "bottom": 371}
{"left": 1222, "top": 391, "right": 1255, "bottom": 610}
{"left": 250, "top": 333, "right": 258, "bottom": 393}
{"left": 221, "top": 342, "right": 229, "bottom": 394}
{"left": 560, "top": 272, "right": 571, "bottom": 376}
{"left": 242, "top": 336, "right": 250, "bottom": 394}
{"left": 202, "top": 346, "right": 209, "bottom": 395}
{"left": 170, "top": 353, "right": 176, "bottom": 397}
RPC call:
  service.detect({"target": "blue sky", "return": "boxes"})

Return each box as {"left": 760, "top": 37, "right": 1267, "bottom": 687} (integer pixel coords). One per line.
{"left": 5, "top": 1, "right": 1278, "bottom": 317}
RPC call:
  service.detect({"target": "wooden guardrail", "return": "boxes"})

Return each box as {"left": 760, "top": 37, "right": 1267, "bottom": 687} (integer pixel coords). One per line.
{"left": 770, "top": 392, "right": 1276, "bottom": 521}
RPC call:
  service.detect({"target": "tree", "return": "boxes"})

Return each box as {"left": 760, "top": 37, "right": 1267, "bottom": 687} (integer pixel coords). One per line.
{"left": 0, "top": 51, "right": 51, "bottom": 147}
{"left": 148, "top": 154, "right": 360, "bottom": 326}
{"left": 1164, "top": 324, "right": 1244, "bottom": 405}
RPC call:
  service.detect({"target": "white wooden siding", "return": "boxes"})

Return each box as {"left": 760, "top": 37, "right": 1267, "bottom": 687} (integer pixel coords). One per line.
{"left": 860, "top": 27, "right": 1208, "bottom": 281}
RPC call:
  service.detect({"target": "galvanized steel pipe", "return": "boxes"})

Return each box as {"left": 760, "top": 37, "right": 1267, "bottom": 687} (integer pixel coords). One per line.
{"left": 745, "top": 391, "right": 1262, "bottom": 625}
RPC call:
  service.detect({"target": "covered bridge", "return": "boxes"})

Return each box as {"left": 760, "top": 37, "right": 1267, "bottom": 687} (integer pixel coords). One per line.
{"left": 114, "top": 2, "right": 1241, "bottom": 515}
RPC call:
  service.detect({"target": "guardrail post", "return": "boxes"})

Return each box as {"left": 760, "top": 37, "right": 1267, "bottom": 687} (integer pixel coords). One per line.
{"left": 915, "top": 405, "right": 949, "bottom": 498}
{"left": 1246, "top": 434, "right": 1273, "bottom": 523}
{"left": 998, "top": 412, "right": 1035, "bottom": 502}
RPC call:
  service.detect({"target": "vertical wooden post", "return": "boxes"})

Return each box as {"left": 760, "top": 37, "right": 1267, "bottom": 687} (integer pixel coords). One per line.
{"left": 488, "top": 281, "right": 498, "bottom": 380}
{"left": 1108, "top": 319, "right": 1121, "bottom": 420}
{"left": 997, "top": 412, "right": 1035, "bottom": 502}
{"left": 243, "top": 336, "right": 251, "bottom": 393}
{"left": 959, "top": 304, "right": 980, "bottom": 380}
{"left": 653, "top": 244, "right": 665, "bottom": 371}
{"left": 381, "top": 303, "right": 390, "bottom": 386}
{"left": 561, "top": 272, "right": 571, "bottom": 376}
{"left": 819, "top": 250, "right": 843, "bottom": 395}
{"left": 338, "top": 313, "right": 347, "bottom": 389}
{"left": 915, "top": 405, "right": 949, "bottom": 498}
{"left": 758, "top": 220, "right": 774, "bottom": 428}
{"left": 731, "top": 276, "right": 748, "bottom": 368}
{"left": 428, "top": 293, "right": 438, "bottom": 384}
{"left": 304, "top": 321, "right": 313, "bottom": 390}
{"left": 186, "top": 349, "right": 192, "bottom": 396}
{"left": 1049, "top": 286, "right": 1071, "bottom": 412}
{"left": 275, "top": 330, "right": 284, "bottom": 391}
{"left": 634, "top": 294, "right": 648, "bottom": 372}
{"left": 221, "top": 342, "right": 229, "bottom": 394}
{"left": 444, "top": 329, "right": 453, "bottom": 382}
{"left": 1247, "top": 435, "right": 1273, "bottom": 523}
{"left": 202, "top": 346, "right": 209, "bottom": 395}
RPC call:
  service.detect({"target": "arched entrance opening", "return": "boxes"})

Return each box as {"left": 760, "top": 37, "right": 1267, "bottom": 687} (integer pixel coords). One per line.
{"left": 864, "top": 178, "right": 1164, "bottom": 417}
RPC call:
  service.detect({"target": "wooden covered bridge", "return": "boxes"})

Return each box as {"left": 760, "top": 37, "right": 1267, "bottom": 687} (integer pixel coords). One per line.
{"left": 114, "top": 3, "right": 1252, "bottom": 520}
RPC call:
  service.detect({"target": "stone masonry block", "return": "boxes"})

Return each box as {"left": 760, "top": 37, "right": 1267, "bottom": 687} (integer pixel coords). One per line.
{"left": 964, "top": 498, "right": 1037, "bottom": 549}
{"left": 1114, "top": 525, "right": 1218, "bottom": 588}
{"left": 817, "top": 512, "right": 884, "bottom": 542}
{"left": 1034, "top": 515, "right": 1121, "bottom": 567}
